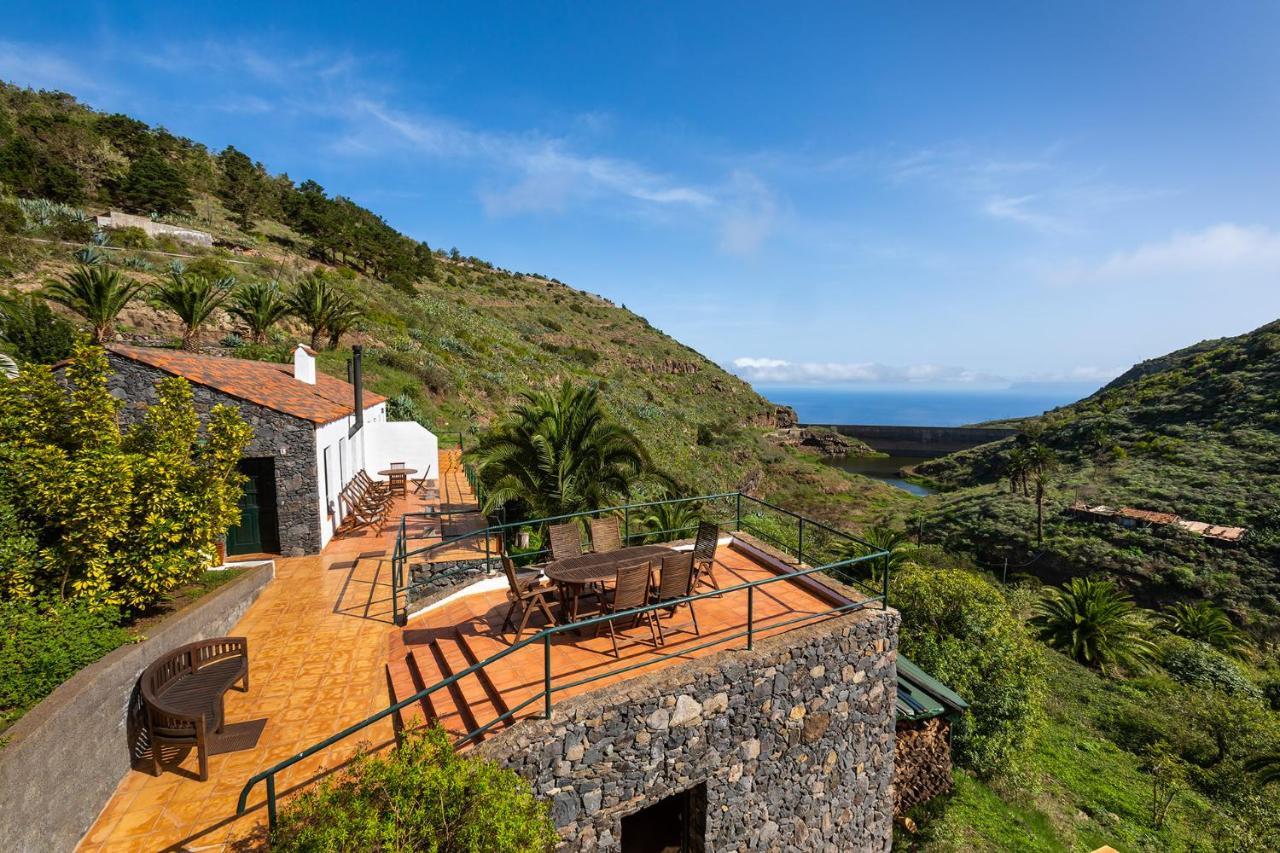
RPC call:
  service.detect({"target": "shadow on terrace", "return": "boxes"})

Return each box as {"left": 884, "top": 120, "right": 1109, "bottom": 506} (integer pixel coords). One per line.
{"left": 239, "top": 492, "right": 889, "bottom": 829}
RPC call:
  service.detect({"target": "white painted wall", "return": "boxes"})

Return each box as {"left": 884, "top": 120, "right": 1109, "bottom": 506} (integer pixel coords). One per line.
{"left": 361, "top": 420, "right": 439, "bottom": 488}
{"left": 314, "top": 401, "right": 388, "bottom": 549}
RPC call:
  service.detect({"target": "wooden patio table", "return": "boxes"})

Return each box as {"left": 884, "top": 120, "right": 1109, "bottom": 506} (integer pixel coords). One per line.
{"left": 377, "top": 466, "right": 417, "bottom": 497}
{"left": 543, "top": 544, "right": 676, "bottom": 624}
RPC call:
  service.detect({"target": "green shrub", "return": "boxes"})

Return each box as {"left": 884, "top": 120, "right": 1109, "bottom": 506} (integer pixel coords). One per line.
{"left": 0, "top": 295, "right": 77, "bottom": 363}
{"left": 1160, "top": 637, "right": 1262, "bottom": 698}
{"left": 108, "top": 226, "right": 149, "bottom": 249}
{"left": 0, "top": 344, "right": 252, "bottom": 610}
{"left": 0, "top": 199, "right": 24, "bottom": 234}
{"left": 891, "top": 565, "right": 1045, "bottom": 776}
{"left": 268, "top": 725, "right": 556, "bottom": 852}
{"left": 0, "top": 599, "right": 131, "bottom": 729}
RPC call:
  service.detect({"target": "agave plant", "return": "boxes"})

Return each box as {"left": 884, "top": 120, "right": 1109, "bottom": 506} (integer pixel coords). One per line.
{"left": 42, "top": 264, "right": 145, "bottom": 343}
{"left": 466, "top": 380, "right": 664, "bottom": 518}
{"left": 228, "top": 280, "right": 290, "bottom": 345}
{"left": 1032, "top": 576, "right": 1156, "bottom": 674}
{"left": 1163, "top": 600, "right": 1251, "bottom": 658}
{"left": 153, "top": 269, "right": 235, "bottom": 350}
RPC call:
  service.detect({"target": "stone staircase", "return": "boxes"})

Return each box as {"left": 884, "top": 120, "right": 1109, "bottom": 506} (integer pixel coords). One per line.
{"left": 385, "top": 627, "right": 529, "bottom": 747}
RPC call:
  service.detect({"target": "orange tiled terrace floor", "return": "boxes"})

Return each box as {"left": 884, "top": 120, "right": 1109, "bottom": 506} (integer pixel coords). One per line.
{"left": 78, "top": 465, "right": 473, "bottom": 852}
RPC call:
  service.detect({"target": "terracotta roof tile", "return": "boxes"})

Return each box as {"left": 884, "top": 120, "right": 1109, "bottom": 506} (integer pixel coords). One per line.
{"left": 107, "top": 344, "right": 385, "bottom": 425}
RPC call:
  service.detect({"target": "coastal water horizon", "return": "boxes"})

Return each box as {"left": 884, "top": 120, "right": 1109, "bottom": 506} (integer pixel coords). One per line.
{"left": 753, "top": 383, "right": 1102, "bottom": 427}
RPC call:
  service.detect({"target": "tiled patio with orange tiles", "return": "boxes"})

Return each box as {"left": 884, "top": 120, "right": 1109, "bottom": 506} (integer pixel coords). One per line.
{"left": 78, "top": 476, "right": 470, "bottom": 852}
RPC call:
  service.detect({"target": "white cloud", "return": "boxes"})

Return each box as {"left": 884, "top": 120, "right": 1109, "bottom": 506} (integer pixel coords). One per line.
{"left": 729, "top": 357, "right": 1003, "bottom": 386}
{"left": 717, "top": 170, "right": 777, "bottom": 255}
{"left": 1090, "top": 223, "right": 1280, "bottom": 280}
{"left": 982, "top": 194, "right": 1070, "bottom": 233}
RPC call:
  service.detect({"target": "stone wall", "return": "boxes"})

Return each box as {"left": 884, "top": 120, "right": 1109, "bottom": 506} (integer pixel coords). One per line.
{"left": 104, "top": 353, "right": 321, "bottom": 555}
{"left": 477, "top": 605, "right": 901, "bottom": 852}
{"left": 0, "top": 562, "right": 273, "bottom": 853}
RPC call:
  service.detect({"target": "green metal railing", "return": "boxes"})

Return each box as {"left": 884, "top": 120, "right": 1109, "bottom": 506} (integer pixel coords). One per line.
{"left": 237, "top": 494, "right": 888, "bottom": 829}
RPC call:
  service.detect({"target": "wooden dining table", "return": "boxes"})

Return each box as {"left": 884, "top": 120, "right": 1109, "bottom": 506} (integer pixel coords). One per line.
{"left": 376, "top": 467, "right": 416, "bottom": 497}
{"left": 543, "top": 544, "right": 676, "bottom": 624}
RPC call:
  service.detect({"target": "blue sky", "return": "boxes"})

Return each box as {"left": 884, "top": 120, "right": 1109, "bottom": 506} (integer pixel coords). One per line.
{"left": 5, "top": 1, "right": 1280, "bottom": 389}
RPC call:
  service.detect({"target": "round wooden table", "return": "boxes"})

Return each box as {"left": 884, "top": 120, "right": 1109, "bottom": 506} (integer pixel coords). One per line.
{"left": 544, "top": 544, "right": 676, "bottom": 623}
{"left": 377, "top": 467, "right": 416, "bottom": 497}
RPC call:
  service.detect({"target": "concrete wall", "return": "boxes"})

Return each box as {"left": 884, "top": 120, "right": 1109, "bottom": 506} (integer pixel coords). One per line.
{"left": 96, "top": 210, "right": 213, "bottom": 247}
{"left": 105, "top": 354, "right": 321, "bottom": 555}
{"left": 477, "top": 605, "right": 901, "bottom": 852}
{"left": 0, "top": 563, "right": 273, "bottom": 853}
{"left": 803, "top": 423, "right": 1018, "bottom": 457}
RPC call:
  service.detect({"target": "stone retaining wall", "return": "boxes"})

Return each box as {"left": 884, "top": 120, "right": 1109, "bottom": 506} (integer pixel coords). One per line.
{"left": 0, "top": 562, "right": 274, "bottom": 853}
{"left": 477, "top": 604, "right": 900, "bottom": 852}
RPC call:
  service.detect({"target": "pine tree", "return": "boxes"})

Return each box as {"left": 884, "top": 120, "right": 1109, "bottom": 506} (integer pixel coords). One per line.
{"left": 217, "top": 146, "right": 263, "bottom": 231}
{"left": 117, "top": 151, "right": 191, "bottom": 215}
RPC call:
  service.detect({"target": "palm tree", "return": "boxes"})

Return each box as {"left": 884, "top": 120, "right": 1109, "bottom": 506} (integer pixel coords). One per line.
{"left": 1025, "top": 441, "right": 1058, "bottom": 545}
{"left": 1032, "top": 576, "right": 1156, "bottom": 674}
{"left": 42, "top": 264, "right": 144, "bottom": 343}
{"left": 843, "top": 524, "right": 911, "bottom": 587}
{"left": 638, "top": 500, "right": 704, "bottom": 544}
{"left": 1163, "top": 600, "right": 1251, "bottom": 658}
{"left": 286, "top": 273, "right": 337, "bottom": 350}
{"left": 1003, "top": 446, "right": 1030, "bottom": 496}
{"left": 323, "top": 292, "right": 361, "bottom": 349}
{"left": 1245, "top": 753, "right": 1280, "bottom": 785}
{"left": 228, "top": 280, "right": 290, "bottom": 345}
{"left": 153, "top": 269, "right": 235, "bottom": 351}
{"left": 466, "top": 380, "right": 661, "bottom": 519}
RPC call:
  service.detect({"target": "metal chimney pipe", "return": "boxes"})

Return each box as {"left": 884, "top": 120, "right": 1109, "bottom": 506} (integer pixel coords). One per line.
{"left": 351, "top": 345, "right": 364, "bottom": 436}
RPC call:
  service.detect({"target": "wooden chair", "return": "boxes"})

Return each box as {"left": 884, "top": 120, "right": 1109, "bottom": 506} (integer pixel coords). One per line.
{"left": 548, "top": 522, "right": 584, "bottom": 561}
{"left": 692, "top": 521, "right": 721, "bottom": 594}
{"left": 499, "top": 556, "right": 558, "bottom": 640}
{"left": 599, "top": 560, "right": 659, "bottom": 657}
{"left": 652, "top": 552, "right": 700, "bottom": 645}
{"left": 140, "top": 638, "right": 249, "bottom": 781}
{"left": 589, "top": 516, "right": 623, "bottom": 553}
{"left": 412, "top": 463, "right": 435, "bottom": 495}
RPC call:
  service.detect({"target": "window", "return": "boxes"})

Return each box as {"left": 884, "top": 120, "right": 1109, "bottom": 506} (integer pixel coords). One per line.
{"left": 323, "top": 445, "right": 334, "bottom": 512}
{"left": 621, "top": 782, "right": 706, "bottom": 853}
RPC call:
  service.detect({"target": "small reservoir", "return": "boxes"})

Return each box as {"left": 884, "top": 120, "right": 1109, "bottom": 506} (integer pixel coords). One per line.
{"left": 823, "top": 454, "right": 935, "bottom": 497}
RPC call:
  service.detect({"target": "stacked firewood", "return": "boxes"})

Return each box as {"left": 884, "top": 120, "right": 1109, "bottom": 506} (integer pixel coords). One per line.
{"left": 893, "top": 717, "right": 953, "bottom": 815}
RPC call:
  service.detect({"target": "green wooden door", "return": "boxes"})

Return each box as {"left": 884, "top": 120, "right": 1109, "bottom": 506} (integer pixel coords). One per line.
{"left": 226, "top": 458, "right": 280, "bottom": 555}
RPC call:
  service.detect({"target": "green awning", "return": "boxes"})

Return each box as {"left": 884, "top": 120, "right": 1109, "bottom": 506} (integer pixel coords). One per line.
{"left": 896, "top": 655, "right": 969, "bottom": 722}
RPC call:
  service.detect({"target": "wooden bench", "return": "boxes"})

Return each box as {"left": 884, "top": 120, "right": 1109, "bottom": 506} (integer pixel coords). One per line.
{"left": 140, "top": 637, "right": 249, "bottom": 780}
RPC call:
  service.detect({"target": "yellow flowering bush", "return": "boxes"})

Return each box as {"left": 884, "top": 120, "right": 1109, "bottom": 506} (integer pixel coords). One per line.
{"left": 0, "top": 342, "right": 252, "bottom": 611}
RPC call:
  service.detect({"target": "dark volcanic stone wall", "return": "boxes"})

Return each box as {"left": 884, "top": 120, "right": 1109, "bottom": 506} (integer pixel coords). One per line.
{"left": 103, "top": 353, "right": 321, "bottom": 555}
{"left": 477, "top": 606, "right": 900, "bottom": 852}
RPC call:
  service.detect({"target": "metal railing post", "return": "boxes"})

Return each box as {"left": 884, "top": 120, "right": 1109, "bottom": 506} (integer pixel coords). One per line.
{"left": 882, "top": 553, "right": 890, "bottom": 608}
{"left": 798, "top": 516, "right": 805, "bottom": 565}
{"left": 735, "top": 492, "right": 742, "bottom": 532}
{"left": 623, "top": 506, "right": 630, "bottom": 546}
{"left": 746, "top": 585, "right": 755, "bottom": 650}
{"left": 543, "top": 634, "right": 553, "bottom": 718}
{"left": 266, "top": 773, "right": 277, "bottom": 829}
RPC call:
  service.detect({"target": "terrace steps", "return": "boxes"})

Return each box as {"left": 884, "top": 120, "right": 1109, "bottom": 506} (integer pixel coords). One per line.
{"left": 385, "top": 629, "right": 513, "bottom": 746}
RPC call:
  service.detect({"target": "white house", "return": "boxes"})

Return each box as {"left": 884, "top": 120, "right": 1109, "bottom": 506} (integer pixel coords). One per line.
{"left": 94, "top": 343, "right": 439, "bottom": 556}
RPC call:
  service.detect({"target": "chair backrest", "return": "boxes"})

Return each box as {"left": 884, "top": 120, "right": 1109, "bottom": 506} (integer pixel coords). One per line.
{"left": 589, "top": 516, "right": 623, "bottom": 553}
{"left": 548, "top": 522, "right": 583, "bottom": 561}
{"left": 656, "top": 552, "right": 695, "bottom": 602}
{"left": 500, "top": 556, "right": 522, "bottom": 596}
{"left": 693, "top": 521, "right": 719, "bottom": 564}
{"left": 390, "top": 461, "right": 405, "bottom": 469}
{"left": 611, "top": 560, "right": 651, "bottom": 612}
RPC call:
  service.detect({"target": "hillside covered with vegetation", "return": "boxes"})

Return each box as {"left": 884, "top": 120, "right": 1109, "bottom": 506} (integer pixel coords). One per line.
{"left": 911, "top": 320, "right": 1280, "bottom": 634}
{"left": 0, "top": 81, "right": 904, "bottom": 523}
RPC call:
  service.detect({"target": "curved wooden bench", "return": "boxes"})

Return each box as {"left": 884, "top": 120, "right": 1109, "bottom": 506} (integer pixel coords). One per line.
{"left": 140, "top": 637, "right": 249, "bottom": 780}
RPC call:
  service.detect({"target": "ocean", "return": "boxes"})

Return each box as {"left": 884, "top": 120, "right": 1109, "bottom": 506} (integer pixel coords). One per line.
{"left": 752, "top": 384, "right": 1100, "bottom": 427}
